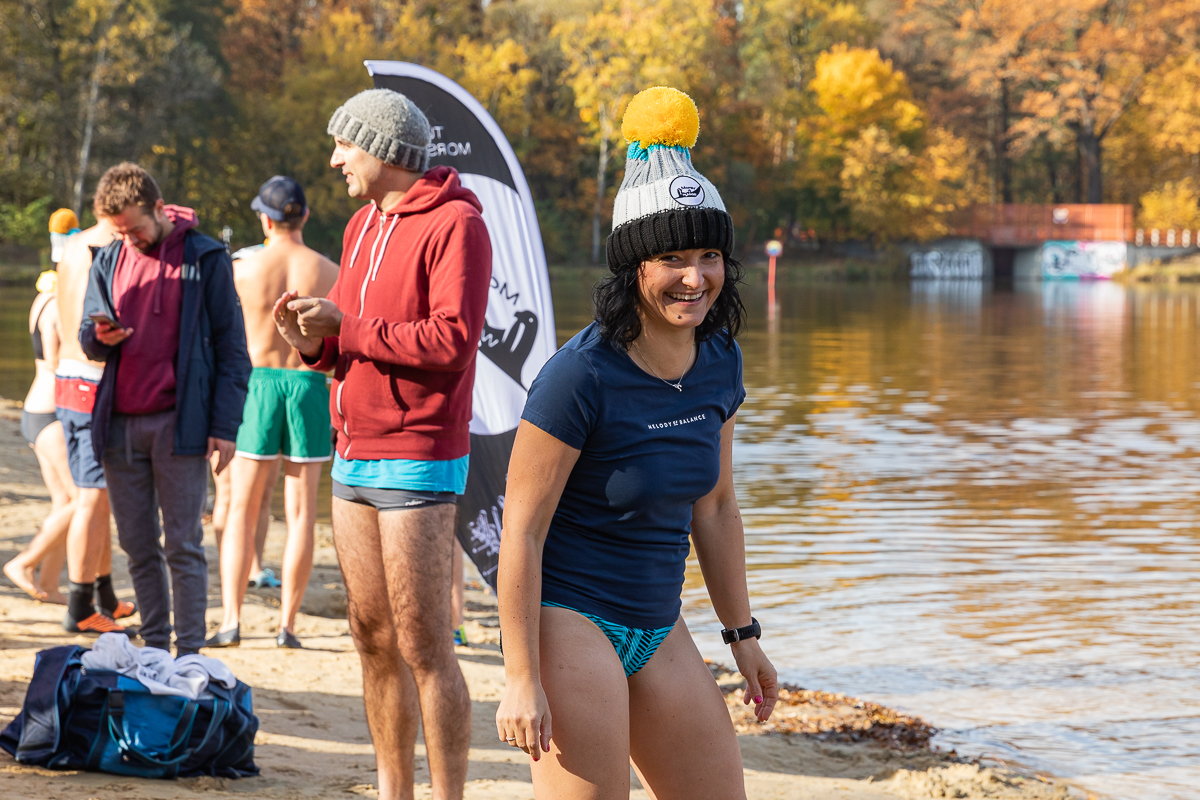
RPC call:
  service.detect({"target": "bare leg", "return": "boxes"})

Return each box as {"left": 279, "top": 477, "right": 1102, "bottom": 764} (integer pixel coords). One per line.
{"left": 252, "top": 457, "right": 281, "bottom": 575}
{"left": 210, "top": 453, "right": 232, "bottom": 551}
{"left": 380, "top": 502, "right": 470, "bottom": 800}
{"left": 5, "top": 430, "right": 75, "bottom": 601}
{"left": 333, "top": 498, "right": 420, "bottom": 800}
{"left": 67, "top": 488, "right": 110, "bottom": 585}
{"left": 451, "top": 541, "right": 464, "bottom": 630}
{"left": 628, "top": 619, "right": 747, "bottom": 800}
{"left": 217, "top": 456, "right": 276, "bottom": 632}
{"left": 530, "top": 606, "right": 632, "bottom": 798}
{"left": 278, "top": 460, "right": 319, "bottom": 634}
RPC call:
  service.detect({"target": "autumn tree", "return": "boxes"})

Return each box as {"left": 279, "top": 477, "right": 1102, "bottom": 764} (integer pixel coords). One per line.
{"left": 555, "top": 0, "right": 723, "bottom": 262}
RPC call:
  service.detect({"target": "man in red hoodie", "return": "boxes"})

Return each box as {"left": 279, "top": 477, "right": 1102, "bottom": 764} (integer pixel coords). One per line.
{"left": 274, "top": 89, "right": 490, "bottom": 800}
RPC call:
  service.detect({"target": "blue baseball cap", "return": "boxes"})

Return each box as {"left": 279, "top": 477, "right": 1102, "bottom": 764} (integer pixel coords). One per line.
{"left": 251, "top": 175, "right": 307, "bottom": 222}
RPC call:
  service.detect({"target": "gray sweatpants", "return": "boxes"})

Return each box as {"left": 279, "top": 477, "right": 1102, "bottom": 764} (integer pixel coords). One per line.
{"left": 103, "top": 411, "right": 208, "bottom": 651}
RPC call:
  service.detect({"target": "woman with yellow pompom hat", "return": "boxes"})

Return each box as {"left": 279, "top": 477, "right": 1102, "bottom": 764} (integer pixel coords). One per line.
{"left": 495, "top": 87, "right": 777, "bottom": 796}
{"left": 3, "top": 209, "right": 80, "bottom": 604}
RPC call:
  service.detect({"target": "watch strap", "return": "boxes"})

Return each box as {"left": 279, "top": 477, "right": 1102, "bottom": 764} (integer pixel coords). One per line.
{"left": 721, "top": 617, "right": 761, "bottom": 644}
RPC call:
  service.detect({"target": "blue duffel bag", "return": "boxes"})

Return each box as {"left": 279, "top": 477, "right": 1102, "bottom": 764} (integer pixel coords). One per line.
{"left": 0, "top": 644, "right": 259, "bottom": 779}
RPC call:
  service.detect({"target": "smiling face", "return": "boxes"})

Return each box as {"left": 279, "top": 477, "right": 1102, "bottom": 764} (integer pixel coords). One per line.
{"left": 105, "top": 201, "right": 167, "bottom": 254}
{"left": 636, "top": 247, "right": 725, "bottom": 333}
{"left": 330, "top": 137, "right": 386, "bottom": 199}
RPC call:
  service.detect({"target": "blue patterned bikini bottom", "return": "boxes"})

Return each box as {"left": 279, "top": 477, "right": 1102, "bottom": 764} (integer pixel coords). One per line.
{"left": 541, "top": 601, "right": 675, "bottom": 676}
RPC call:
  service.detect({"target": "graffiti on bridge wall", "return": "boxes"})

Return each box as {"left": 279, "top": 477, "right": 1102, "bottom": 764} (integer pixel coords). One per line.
{"left": 1041, "top": 241, "right": 1127, "bottom": 279}
{"left": 910, "top": 249, "right": 986, "bottom": 279}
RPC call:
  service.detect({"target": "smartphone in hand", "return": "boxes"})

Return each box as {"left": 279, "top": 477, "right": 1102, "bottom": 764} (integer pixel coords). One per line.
{"left": 88, "top": 312, "right": 122, "bottom": 329}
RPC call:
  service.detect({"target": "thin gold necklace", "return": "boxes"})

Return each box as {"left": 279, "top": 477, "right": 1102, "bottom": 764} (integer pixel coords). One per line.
{"left": 632, "top": 339, "right": 693, "bottom": 391}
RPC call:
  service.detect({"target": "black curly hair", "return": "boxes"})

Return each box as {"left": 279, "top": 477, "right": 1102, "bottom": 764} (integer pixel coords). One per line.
{"left": 592, "top": 254, "right": 745, "bottom": 348}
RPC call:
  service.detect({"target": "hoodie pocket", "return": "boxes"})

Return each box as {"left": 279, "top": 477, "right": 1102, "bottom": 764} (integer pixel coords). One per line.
{"left": 339, "top": 358, "right": 406, "bottom": 443}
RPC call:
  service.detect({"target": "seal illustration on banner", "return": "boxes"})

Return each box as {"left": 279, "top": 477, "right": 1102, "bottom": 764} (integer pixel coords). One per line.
{"left": 481, "top": 310, "right": 539, "bottom": 388}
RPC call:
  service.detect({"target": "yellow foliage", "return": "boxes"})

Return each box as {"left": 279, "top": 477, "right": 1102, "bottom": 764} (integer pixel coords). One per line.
{"left": 839, "top": 125, "right": 982, "bottom": 242}
{"left": 1141, "top": 55, "right": 1200, "bottom": 158}
{"left": 810, "top": 45, "right": 924, "bottom": 145}
{"left": 1139, "top": 179, "right": 1200, "bottom": 231}
{"left": 621, "top": 87, "right": 699, "bottom": 147}
{"left": 451, "top": 37, "right": 538, "bottom": 135}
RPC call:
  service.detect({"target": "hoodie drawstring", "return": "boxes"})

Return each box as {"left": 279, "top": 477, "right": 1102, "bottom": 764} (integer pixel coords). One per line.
{"left": 358, "top": 212, "right": 400, "bottom": 313}
{"left": 345, "top": 203, "right": 374, "bottom": 271}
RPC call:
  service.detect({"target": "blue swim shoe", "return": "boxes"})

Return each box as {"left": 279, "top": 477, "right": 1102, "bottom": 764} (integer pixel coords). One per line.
{"left": 248, "top": 568, "right": 281, "bottom": 589}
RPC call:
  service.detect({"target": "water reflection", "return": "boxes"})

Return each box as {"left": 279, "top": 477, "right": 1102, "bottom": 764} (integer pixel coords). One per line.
{"left": 656, "top": 279, "right": 1198, "bottom": 800}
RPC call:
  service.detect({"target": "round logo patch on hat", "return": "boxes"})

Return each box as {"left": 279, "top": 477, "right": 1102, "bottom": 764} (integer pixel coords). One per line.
{"left": 669, "top": 175, "right": 705, "bottom": 207}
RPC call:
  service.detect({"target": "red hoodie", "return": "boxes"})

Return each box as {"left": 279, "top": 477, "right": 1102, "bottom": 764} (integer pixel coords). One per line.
{"left": 306, "top": 166, "right": 492, "bottom": 461}
{"left": 112, "top": 205, "right": 198, "bottom": 415}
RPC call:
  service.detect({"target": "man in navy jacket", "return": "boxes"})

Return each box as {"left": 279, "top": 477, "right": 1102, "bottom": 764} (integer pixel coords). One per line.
{"left": 80, "top": 163, "right": 251, "bottom": 655}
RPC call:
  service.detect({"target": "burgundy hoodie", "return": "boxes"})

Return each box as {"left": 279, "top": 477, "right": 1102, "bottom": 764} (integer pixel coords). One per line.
{"left": 111, "top": 205, "right": 198, "bottom": 415}
{"left": 305, "top": 166, "right": 492, "bottom": 461}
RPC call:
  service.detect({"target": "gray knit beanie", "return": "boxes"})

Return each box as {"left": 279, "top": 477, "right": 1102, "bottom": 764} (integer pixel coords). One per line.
{"left": 607, "top": 87, "right": 733, "bottom": 273}
{"left": 327, "top": 89, "right": 432, "bottom": 172}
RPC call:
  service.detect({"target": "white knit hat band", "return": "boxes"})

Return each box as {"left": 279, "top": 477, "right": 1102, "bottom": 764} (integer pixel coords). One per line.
{"left": 612, "top": 172, "right": 726, "bottom": 230}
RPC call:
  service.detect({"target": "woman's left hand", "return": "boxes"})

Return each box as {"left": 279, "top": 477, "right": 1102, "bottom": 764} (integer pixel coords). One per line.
{"left": 731, "top": 638, "right": 778, "bottom": 722}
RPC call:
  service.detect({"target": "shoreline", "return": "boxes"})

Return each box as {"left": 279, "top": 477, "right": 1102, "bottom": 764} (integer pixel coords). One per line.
{"left": 0, "top": 399, "right": 1086, "bottom": 799}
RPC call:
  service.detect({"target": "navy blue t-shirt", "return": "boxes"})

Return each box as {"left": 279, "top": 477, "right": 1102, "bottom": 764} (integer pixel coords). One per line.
{"left": 521, "top": 322, "right": 745, "bottom": 629}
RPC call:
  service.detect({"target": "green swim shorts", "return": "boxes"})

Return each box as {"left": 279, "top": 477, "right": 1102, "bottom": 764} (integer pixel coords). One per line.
{"left": 235, "top": 367, "right": 332, "bottom": 463}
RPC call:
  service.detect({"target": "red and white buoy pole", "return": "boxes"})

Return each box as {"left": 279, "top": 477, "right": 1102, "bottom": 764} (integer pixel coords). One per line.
{"left": 765, "top": 239, "right": 782, "bottom": 324}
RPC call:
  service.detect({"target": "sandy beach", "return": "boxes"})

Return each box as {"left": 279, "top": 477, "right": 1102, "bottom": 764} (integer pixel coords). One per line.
{"left": 0, "top": 401, "right": 1087, "bottom": 799}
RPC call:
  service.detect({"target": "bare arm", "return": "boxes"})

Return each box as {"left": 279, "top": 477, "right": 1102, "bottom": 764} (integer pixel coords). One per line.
{"left": 496, "top": 420, "right": 581, "bottom": 760}
{"left": 691, "top": 415, "right": 778, "bottom": 721}
{"left": 40, "top": 299, "right": 62, "bottom": 372}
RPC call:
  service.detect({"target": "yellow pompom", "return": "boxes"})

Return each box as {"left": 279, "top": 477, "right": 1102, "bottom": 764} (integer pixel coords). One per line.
{"left": 49, "top": 208, "right": 78, "bottom": 234}
{"left": 621, "top": 87, "right": 699, "bottom": 148}
{"left": 36, "top": 270, "right": 58, "bottom": 294}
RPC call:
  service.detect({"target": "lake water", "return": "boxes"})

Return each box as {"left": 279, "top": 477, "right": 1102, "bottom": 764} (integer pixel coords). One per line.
{"left": 5, "top": 275, "right": 1200, "bottom": 799}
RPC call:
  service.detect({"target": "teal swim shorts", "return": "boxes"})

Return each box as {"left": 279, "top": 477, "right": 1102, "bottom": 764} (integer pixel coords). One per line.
{"left": 234, "top": 367, "right": 332, "bottom": 463}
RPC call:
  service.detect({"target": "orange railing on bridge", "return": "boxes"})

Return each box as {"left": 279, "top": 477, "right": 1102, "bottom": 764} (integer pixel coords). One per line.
{"left": 949, "top": 204, "right": 1135, "bottom": 246}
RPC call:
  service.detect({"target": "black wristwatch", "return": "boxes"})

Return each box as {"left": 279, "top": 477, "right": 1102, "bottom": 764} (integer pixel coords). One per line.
{"left": 721, "top": 617, "right": 761, "bottom": 645}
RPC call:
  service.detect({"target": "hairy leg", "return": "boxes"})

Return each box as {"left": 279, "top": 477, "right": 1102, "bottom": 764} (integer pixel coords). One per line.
{"left": 333, "top": 497, "right": 420, "bottom": 800}
{"left": 379, "top": 503, "right": 470, "bottom": 800}
{"left": 67, "top": 488, "right": 109, "bottom": 585}
{"left": 251, "top": 457, "right": 281, "bottom": 575}
{"left": 530, "top": 606, "right": 633, "bottom": 799}
{"left": 279, "top": 460, "right": 319, "bottom": 633}
{"left": 628, "top": 619, "right": 746, "bottom": 800}
{"left": 451, "top": 541, "right": 464, "bottom": 631}
{"left": 217, "top": 456, "right": 276, "bottom": 632}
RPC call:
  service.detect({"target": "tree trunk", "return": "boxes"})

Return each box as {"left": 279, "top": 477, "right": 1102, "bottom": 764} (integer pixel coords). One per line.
{"left": 999, "top": 79, "right": 1013, "bottom": 204}
{"left": 1078, "top": 127, "right": 1102, "bottom": 204}
{"left": 1044, "top": 143, "right": 1061, "bottom": 203}
{"left": 591, "top": 107, "right": 610, "bottom": 265}
{"left": 73, "top": 39, "right": 107, "bottom": 218}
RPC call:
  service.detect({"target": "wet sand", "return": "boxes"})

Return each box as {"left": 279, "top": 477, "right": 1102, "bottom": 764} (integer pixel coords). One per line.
{"left": 0, "top": 401, "right": 1086, "bottom": 799}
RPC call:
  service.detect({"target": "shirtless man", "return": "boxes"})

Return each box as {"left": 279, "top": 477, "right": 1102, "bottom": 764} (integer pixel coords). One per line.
{"left": 206, "top": 176, "right": 337, "bottom": 650}
{"left": 55, "top": 220, "right": 137, "bottom": 634}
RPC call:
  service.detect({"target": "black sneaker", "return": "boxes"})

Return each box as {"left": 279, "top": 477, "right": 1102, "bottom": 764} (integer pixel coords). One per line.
{"left": 204, "top": 626, "right": 241, "bottom": 648}
{"left": 276, "top": 629, "right": 302, "bottom": 649}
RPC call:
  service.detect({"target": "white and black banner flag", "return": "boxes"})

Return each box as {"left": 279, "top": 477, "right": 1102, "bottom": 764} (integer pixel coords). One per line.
{"left": 367, "top": 61, "right": 556, "bottom": 589}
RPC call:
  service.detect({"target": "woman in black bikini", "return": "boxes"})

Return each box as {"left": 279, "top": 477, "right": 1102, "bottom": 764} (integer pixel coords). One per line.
{"left": 496, "top": 88, "right": 777, "bottom": 799}
{"left": 3, "top": 238, "right": 78, "bottom": 603}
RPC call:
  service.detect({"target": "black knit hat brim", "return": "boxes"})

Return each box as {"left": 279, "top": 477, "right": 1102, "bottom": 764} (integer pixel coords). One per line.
{"left": 606, "top": 207, "right": 735, "bottom": 273}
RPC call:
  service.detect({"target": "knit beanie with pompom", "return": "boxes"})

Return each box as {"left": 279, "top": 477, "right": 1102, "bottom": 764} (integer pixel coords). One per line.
{"left": 606, "top": 87, "right": 734, "bottom": 273}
